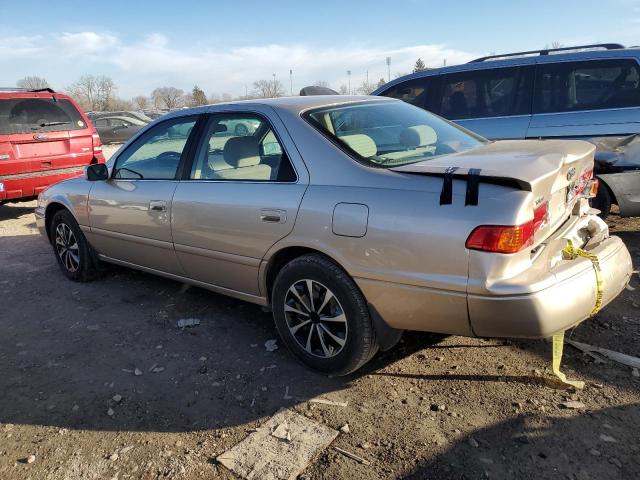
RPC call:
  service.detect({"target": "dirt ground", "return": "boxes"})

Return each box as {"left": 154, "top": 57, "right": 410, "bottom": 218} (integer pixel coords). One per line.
{"left": 0, "top": 156, "right": 638, "bottom": 479}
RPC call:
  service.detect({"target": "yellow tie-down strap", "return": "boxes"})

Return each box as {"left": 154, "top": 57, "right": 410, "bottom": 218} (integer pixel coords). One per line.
{"left": 549, "top": 240, "right": 604, "bottom": 390}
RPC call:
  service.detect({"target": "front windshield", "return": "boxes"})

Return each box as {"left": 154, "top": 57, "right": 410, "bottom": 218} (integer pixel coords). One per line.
{"left": 304, "top": 100, "right": 486, "bottom": 168}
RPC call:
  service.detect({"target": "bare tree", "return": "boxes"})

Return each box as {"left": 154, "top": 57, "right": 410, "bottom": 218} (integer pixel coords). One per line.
{"left": 67, "top": 75, "right": 116, "bottom": 111}
{"left": 338, "top": 84, "right": 348, "bottom": 95}
{"left": 151, "top": 87, "right": 184, "bottom": 110}
{"left": 544, "top": 41, "right": 565, "bottom": 50}
{"left": 314, "top": 80, "right": 331, "bottom": 88}
{"left": 132, "top": 96, "right": 149, "bottom": 110}
{"left": 357, "top": 80, "right": 377, "bottom": 95}
{"left": 17, "top": 76, "right": 50, "bottom": 90}
{"left": 377, "top": 78, "right": 386, "bottom": 89}
{"left": 221, "top": 93, "right": 233, "bottom": 102}
{"left": 251, "top": 79, "right": 286, "bottom": 98}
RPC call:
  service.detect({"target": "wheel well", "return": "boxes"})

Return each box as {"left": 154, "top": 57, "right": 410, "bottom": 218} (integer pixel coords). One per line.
{"left": 44, "top": 203, "right": 67, "bottom": 242}
{"left": 598, "top": 178, "right": 617, "bottom": 204}
{"left": 264, "top": 247, "right": 340, "bottom": 302}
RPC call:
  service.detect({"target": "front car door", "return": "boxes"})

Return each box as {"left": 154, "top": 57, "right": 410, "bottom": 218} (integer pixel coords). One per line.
{"left": 527, "top": 57, "right": 640, "bottom": 138}
{"left": 171, "top": 107, "right": 308, "bottom": 300}
{"left": 436, "top": 66, "right": 533, "bottom": 140}
{"left": 86, "top": 115, "right": 200, "bottom": 275}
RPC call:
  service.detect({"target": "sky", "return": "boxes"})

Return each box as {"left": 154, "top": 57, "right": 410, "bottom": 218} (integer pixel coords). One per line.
{"left": 1, "top": 0, "right": 639, "bottom": 99}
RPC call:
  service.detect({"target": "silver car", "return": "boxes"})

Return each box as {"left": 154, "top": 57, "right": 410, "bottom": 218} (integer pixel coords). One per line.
{"left": 35, "top": 96, "right": 633, "bottom": 375}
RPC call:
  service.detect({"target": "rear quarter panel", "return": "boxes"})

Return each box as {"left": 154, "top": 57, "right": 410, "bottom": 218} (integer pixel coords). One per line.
{"left": 266, "top": 173, "right": 530, "bottom": 335}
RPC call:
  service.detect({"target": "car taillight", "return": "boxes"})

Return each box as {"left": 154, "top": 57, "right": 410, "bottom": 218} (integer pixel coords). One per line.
{"left": 466, "top": 222, "right": 534, "bottom": 254}
{"left": 92, "top": 133, "right": 103, "bottom": 153}
{"left": 588, "top": 178, "right": 599, "bottom": 198}
{"left": 533, "top": 201, "right": 548, "bottom": 232}
{"left": 466, "top": 201, "right": 549, "bottom": 254}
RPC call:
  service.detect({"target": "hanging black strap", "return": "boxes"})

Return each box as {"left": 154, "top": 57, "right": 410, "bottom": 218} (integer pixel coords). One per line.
{"left": 439, "top": 166, "right": 459, "bottom": 205}
{"left": 465, "top": 168, "right": 481, "bottom": 206}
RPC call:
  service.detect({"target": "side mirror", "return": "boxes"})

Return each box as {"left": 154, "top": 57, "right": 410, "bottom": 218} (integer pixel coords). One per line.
{"left": 85, "top": 163, "right": 109, "bottom": 181}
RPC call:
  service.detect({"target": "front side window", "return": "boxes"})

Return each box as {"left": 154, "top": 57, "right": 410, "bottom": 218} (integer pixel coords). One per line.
{"left": 0, "top": 97, "right": 87, "bottom": 134}
{"left": 113, "top": 117, "right": 197, "bottom": 180}
{"left": 534, "top": 59, "right": 640, "bottom": 113}
{"left": 380, "top": 78, "right": 430, "bottom": 108}
{"left": 439, "top": 67, "right": 520, "bottom": 119}
{"left": 190, "top": 114, "right": 295, "bottom": 182}
{"left": 304, "top": 100, "right": 485, "bottom": 168}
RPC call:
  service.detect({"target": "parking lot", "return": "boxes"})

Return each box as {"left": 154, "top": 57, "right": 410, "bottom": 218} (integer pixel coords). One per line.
{"left": 0, "top": 144, "right": 638, "bottom": 479}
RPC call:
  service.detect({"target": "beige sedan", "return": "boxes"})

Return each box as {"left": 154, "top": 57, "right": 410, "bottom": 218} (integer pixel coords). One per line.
{"left": 35, "top": 96, "right": 633, "bottom": 374}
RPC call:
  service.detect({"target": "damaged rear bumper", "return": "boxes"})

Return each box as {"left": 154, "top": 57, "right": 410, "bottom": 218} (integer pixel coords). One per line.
{"left": 468, "top": 235, "right": 633, "bottom": 338}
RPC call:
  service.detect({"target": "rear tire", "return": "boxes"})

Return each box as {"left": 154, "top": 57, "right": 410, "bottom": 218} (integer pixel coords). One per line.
{"left": 272, "top": 254, "right": 378, "bottom": 376}
{"left": 50, "top": 209, "right": 101, "bottom": 282}
{"left": 590, "top": 181, "right": 612, "bottom": 220}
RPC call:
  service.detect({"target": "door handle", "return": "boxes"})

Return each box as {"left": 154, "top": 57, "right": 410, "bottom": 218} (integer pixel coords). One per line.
{"left": 260, "top": 209, "right": 286, "bottom": 223}
{"left": 149, "top": 200, "right": 167, "bottom": 212}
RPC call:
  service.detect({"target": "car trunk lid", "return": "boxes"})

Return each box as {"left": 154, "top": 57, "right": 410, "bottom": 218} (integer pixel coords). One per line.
{"left": 391, "top": 139, "right": 596, "bottom": 245}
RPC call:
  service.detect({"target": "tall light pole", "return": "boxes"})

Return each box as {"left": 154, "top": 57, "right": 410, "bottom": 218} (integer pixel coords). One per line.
{"left": 347, "top": 70, "right": 351, "bottom": 95}
{"left": 386, "top": 57, "right": 391, "bottom": 82}
{"left": 289, "top": 69, "right": 293, "bottom": 96}
{"left": 272, "top": 73, "right": 276, "bottom": 96}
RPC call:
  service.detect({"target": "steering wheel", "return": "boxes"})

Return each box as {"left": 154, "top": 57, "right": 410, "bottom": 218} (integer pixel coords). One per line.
{"left": 156, "top": 151, "right": 181, "bottom": 163}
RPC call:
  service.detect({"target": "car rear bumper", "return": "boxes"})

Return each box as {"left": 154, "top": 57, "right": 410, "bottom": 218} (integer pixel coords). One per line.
{"left": 0, "top": 167, "right": 85, "bottom": 201}
{"left": 468, "top": 235, "right": 633, "bottom": 338}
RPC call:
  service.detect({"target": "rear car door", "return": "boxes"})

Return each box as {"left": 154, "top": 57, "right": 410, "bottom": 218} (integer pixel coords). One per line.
{"left": 0, "top": 95, "right": 95, "bottom": 199}
{"left": 436, "top": 66, "right": 533, "bottom": 139}
{"left": 86, "top": 115, "right": 200, "bottom": 275}
{"left": 527, "top": 58, "right": 640, "bottom": 138}
{"left": 171, "top": 107, "right": 308, "bottom": 297}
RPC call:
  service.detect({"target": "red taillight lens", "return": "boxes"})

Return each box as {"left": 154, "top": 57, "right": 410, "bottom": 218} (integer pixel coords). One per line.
{"left": 466, "top": 221, "right": 534, "bottom": 254}
{"left": 92, "top": 133, "right": 103, "bottom": 153}
{"left": 533, "top": 201, "right": 548, "bottom": 232}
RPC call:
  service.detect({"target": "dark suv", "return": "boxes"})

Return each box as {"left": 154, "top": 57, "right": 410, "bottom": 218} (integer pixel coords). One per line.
{"left": 373, "top": 44, "right": 640, "bottom": 218}
{"left": 0, "top": 88, "right": 104, "bottom": 204}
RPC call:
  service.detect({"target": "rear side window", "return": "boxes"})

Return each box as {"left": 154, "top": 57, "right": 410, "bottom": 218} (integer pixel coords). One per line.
{"left": 380, "top": 78, "right": 430, "bottom": 109}
{"left": 439, "top": 67, "right": 526, "bottom": 120}
{"left": 0, "top": 97, "right": 87, "bottom": 134}
{"left": 534, "top": 59, "right": 640, "bottom": 113}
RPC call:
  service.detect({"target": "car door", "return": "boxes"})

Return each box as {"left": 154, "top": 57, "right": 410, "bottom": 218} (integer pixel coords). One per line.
{"left": 436, "top": 66, "right": 533, "bottom": 140}
{"left": 527, "top": 58, "right": 640, "bottom": 138}
{"left": 171, "top": 108, "right": 308, "bottom": 298}
{"left": 86, "top": 115, "right": 200, "bottom": 275}
{"left": 95, "top": 118, "right": 113, "bottom": 144}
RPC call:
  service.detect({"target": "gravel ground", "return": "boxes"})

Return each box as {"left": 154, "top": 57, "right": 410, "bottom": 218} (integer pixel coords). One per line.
{"left": 0, "top": 166, "right": 638, "bottom": 479}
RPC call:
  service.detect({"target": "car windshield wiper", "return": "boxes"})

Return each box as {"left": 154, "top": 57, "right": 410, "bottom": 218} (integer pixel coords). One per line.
{"left": 34, "top": 121, "right": 72, "bottom": 128}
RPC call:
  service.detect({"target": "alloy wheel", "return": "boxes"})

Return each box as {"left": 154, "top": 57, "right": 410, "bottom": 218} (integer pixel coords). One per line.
{"left": 284, "top": 279, "right": 348, "bottom": 358}
{"left": 55, "top": 223, "right": 80, "bottom": 273}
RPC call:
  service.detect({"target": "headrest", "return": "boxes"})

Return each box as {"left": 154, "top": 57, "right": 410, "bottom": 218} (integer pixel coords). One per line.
{"left": 339, "top": 134, "right": 377, "bottom": 158}
{"left": 400, "top": 125, "right": 437, "bottom": 148}
{"left": 223, "top": 136, "right": 261, "bottom": 168}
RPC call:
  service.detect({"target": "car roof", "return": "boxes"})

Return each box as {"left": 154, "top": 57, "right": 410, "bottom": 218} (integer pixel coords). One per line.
{"left": 160, "top": 95, "right": 396, "bottom": 120}
{"left": 373, "top": 45, "right": 640, "bottom": 94}
{"left": 0, "top": 89, "right": 72, "bottom": 100}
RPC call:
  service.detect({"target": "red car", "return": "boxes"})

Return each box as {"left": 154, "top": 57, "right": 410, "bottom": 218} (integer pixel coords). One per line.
{"left": 0, "top": 88, "right": 104, "bottom": 203}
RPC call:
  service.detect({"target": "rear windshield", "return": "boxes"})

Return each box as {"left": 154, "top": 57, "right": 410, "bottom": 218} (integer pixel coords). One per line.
{"left": 0, "top": 97, "right": 87, "bottom": 134}
{"left": 303, "top": 100, "right": 485, "bottom": 168}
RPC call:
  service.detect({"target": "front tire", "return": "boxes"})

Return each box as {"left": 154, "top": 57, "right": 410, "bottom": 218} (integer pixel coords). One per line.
{"left": 272, "top": 254, "right": 377, "bottom": 376}
{"left": 50, "top": 210, "right": 100, "bottom": 282}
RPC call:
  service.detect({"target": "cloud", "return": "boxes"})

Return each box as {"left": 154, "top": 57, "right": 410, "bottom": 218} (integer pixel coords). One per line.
{"left": 1, "top": 31, "right": 477, "bottom": 98}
